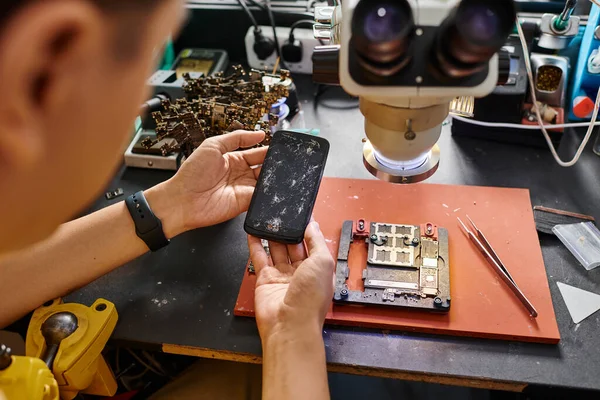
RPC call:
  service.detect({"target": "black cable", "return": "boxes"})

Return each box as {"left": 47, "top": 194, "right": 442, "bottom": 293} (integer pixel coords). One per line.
{"left": 236, "top": 0, "right": 259, "bottom": 30}
{"left": 288, "top": 19, "right": 315, "bottom": 40}
{"left": 263, "top": 0, "right": 287, "bottom": 69}
{"left": 313, "top": 84, "right": 359, "bottom": 110}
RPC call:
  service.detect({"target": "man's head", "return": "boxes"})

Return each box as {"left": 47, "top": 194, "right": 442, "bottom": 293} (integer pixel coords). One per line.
{"left": 0, "top": 0, "right": 186, "bottom": 252}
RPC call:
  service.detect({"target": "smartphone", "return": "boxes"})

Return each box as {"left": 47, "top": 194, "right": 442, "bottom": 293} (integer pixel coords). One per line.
{"left": 244, "top": 131, "right": 330, "bottom": 244}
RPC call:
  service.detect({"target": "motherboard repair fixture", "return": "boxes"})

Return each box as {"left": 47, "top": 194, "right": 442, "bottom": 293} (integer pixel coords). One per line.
{"left": 142, "top": 65, "right": 291, "bottom": 157}
{"left": 334, "top": 220, "right": 451, "bottom": 312}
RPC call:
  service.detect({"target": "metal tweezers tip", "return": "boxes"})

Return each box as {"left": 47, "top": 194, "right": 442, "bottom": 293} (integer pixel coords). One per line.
{"left": 457, "top": 217, "right": 470, "bottom": 234}
{"left": 466, "top": 215, "right": 478, "bottom": 231}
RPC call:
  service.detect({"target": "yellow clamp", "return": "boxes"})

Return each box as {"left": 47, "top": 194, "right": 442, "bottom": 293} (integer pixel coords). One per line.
{"left": 0, "top": 356, "right": 58, "bottom": 400}
{"left": 25, "top": 299, "right": 118, "bottom": 400}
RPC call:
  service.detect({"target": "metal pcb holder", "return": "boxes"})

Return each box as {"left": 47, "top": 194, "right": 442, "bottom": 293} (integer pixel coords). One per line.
{"left": 333, "top": 220, "right": 451, "bottom": 312}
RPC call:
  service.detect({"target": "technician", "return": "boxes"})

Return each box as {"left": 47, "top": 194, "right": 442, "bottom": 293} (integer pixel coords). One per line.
{"left": 0, "top": 1, "right": 334, "bottom": 399}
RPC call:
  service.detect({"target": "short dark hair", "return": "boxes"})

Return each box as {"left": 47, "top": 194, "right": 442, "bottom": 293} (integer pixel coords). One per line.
{"left": 0, "top": 0, "right": 163, "bottom": 59}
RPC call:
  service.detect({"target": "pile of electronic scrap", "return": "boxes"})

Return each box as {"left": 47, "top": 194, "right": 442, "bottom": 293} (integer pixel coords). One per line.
{"left": 142, "top": 65, "right": 292, "bottom": 157}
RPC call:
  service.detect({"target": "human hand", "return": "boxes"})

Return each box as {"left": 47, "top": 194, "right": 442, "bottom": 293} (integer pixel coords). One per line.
{"left": 248, "top": 221, "right": 335, "bottom": 342}
{"left": 144, "top": 130, "right": 267, "bottom": 238}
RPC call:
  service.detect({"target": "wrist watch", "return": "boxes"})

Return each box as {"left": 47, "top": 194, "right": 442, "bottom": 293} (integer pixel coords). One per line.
{"left": 125, "top": 191, "right": 169, "bottom": 252}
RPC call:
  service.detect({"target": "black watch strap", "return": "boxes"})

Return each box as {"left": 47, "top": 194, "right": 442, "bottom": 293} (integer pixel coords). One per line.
{"left": 125, "top": 191, "right": 169, "bottom": 252}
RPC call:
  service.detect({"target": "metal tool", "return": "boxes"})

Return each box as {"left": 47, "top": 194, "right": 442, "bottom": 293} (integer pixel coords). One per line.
{"left": 333, "top": 220, "right": 451, "bottom": 312}
{"left": 26, "top": 299, "right": 119, "bottom": 399}
{"left": 458, "top": 216, "right": 538, "bottom": 318}
{"left": 0, "top": 300, "right": 119, "bottom": 400}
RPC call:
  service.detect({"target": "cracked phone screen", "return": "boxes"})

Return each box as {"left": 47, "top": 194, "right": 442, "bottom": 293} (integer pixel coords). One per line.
{"left": 244, "top": 131, "right": 330, "bottom": 244}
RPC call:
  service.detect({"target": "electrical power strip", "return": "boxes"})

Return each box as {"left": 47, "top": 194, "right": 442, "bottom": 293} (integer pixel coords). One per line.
{"left": 245, "top": 26, "right": 320, "bottom": 74}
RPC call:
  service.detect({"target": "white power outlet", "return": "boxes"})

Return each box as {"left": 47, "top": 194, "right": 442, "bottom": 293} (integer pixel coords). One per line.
{"left": 245, "top": 26, "right": 320, "bottom": 74}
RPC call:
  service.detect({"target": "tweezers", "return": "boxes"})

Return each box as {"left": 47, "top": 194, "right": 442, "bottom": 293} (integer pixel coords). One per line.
{"left": 458, "top": 216, "right": 538, "bottom": 318}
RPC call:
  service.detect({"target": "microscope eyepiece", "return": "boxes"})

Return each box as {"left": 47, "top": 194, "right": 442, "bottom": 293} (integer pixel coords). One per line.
{"left": 351, "top": 0, "right": 415, "bottom": 77}
{"left": 433, "top": 0, "right": 516, "bottom": 79}
{"left": 460, "top": 3, "right": 505, "bottom": 45}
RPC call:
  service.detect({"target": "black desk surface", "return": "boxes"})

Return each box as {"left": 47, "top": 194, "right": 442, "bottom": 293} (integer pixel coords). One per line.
{"left": 66, "top": 76, "right": 600, "bottom": 392}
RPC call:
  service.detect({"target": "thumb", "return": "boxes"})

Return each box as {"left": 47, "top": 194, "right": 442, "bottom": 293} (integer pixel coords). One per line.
{"left": 304, "top": 221, "right": 334, "bottom": 274}
{"left": 305, "top": 221, "right": 327, "bottom": 256}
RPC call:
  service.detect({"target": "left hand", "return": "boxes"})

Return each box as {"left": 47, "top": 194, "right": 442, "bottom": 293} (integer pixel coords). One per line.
{"left": 145, "top": 130, "right": 267, "bottom": 238}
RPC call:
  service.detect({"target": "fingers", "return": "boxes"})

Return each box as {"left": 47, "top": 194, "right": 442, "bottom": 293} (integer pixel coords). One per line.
{"left": 204, "top": 131, "right": 266, "bottom": 154}
{"left": 288, "top": 243, "right": 308, "bottom": 265}
{"left": 240, "top": 146, "right": 268, "bottom": 167}
{"left": 268, "top": 241, "right": 289, "bottom": 265}
{"left": 302, "top": 221, "right": 335, "bottom": 282}
{"left": 248, "top": 235, "right": 271, "bottom": 274}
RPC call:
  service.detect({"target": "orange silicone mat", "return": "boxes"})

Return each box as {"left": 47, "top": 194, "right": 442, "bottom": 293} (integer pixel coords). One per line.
{"left": 234, "top": 178, "right": 560, "bottom": 344}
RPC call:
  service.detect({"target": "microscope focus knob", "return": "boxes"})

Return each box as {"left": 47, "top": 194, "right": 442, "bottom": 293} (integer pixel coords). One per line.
{"left": 312, "top": 45, "right": 340, "bottom": 85}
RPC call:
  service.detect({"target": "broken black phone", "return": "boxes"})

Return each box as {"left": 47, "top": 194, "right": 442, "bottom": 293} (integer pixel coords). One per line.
{"left": 244, "top": 131, "right": 330, "bottom": 244}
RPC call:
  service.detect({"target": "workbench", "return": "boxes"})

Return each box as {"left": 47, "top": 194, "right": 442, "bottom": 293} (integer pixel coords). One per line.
{"left": 66, "top": 76, "right": 600, "bottom": 393}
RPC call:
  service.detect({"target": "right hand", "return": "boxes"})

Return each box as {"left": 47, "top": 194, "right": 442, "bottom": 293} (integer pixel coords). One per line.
{"left": 248, "top": 221, "right": 335, "bottom": 342}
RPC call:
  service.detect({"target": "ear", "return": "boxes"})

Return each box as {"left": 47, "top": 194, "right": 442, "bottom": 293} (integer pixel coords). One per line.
{"left": 0, "top": 0, "right": 104, "bottom": 171}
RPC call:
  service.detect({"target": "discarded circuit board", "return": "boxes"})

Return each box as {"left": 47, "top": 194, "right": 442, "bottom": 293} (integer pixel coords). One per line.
{"left": 142, "top": 65, "right": 292, "bottom": 157}
{"left": 334, "top": 220, "right": 451, "bottom": 312}
{"left": 105, "top": 188, "right": 124, "bottom": 200}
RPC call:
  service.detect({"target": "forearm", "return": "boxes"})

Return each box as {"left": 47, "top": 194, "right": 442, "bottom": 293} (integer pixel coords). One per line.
{"left": 0, "top": 183, "right": 182, "bottom": 328}
{"left": 262, "top": 325, "right": 329, "bottom": 400}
